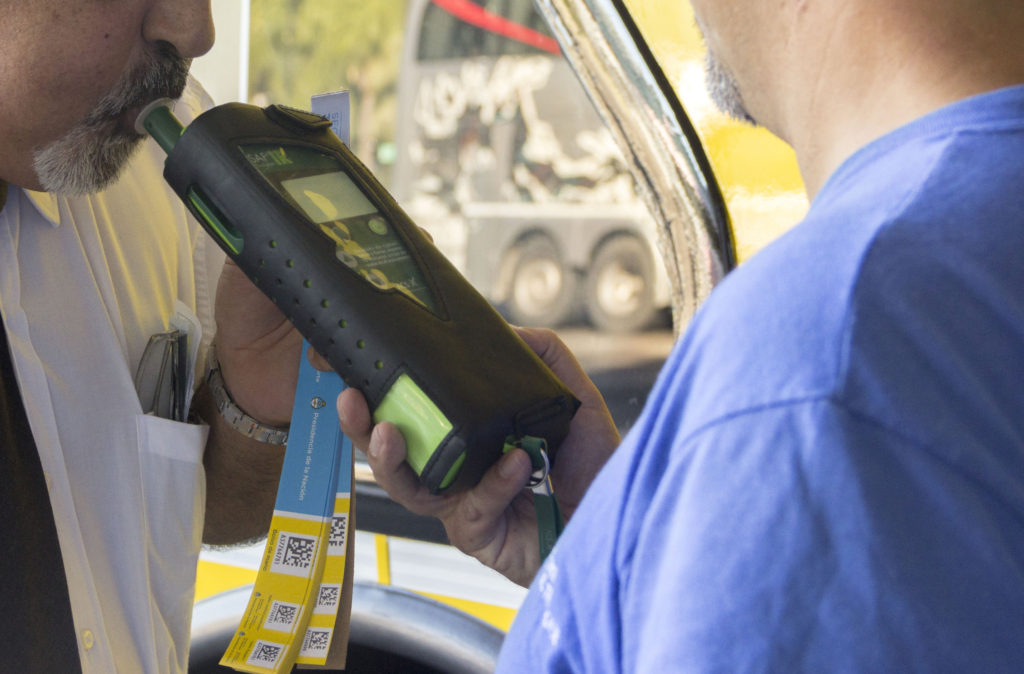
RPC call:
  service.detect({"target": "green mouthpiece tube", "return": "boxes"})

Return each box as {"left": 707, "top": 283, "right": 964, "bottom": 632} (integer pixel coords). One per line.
{"left": 135, "top": 98, "right": 184, "bottom": 155}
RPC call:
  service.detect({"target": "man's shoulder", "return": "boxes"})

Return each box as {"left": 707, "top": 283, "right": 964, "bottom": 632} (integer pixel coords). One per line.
{"left": 659, "top": 214, "right": 872, "bottom": 427}
{"left": 674, "top": 100, "right": 1024, "bottom": 423}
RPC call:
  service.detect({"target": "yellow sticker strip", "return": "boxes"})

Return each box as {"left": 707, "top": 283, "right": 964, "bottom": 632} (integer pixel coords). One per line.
{"left": 296, "top": 489, "right": 352, "bottom": 663}
{"left": 219, "top": 347, "right": 347, "bottom": 673}
{"left": 218, "top": 513, "right": 333, "bottom": 672}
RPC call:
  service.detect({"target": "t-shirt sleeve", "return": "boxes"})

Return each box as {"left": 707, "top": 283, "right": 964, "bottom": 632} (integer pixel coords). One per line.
{"left": 619, "top": 400, "right": 1022, "bottom": 672}
{"left": 500, "top": 395, "right": 1024, "bottom": 672}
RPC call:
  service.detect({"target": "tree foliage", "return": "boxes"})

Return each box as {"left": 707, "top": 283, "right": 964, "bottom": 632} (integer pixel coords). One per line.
{"left": 249, "top": 0, "right": 408, "bottom": 170}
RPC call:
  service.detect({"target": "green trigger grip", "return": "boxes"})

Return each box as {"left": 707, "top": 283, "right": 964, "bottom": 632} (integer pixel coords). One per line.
{"left": 374, "top": 374, "right": 463, "bottom": 490}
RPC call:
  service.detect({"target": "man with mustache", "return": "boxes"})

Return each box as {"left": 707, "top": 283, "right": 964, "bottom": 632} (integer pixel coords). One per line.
{"left": 1, "top": 2, "right": 305, "bottom": 671}
{"left": 343, "top": 0, "right": 1024, "bottom": 669}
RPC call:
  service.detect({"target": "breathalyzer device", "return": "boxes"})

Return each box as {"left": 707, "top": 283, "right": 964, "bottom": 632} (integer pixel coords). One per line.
{"left": 138, "top": 101, "right": 579, "bottom": 493}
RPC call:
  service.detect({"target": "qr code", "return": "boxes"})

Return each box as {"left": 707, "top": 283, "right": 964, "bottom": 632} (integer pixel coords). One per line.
{"left": 329, "top": 514, "right": 348, "bottom": 552}
{"left": 264, "top": 600, "right": 301, "bottom": 631}
{"left": 271, "top": 531, "right": 317, "bottom": 576}
{"left": 300, "top": 627, "right": 333, "bottom": 658}
{"left": 316, "top": 583, "right": 341, "bottom": 612}
{"left": 246, "top": 639, "right": 285, "bottom": 668}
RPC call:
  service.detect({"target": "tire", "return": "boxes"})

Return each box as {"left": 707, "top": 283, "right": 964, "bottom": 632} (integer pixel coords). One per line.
{"left": 584, "top": 235, "right": 657, "bottom": 333}
{"left": 503, "top": 236, "right": 576, "bottom": 327}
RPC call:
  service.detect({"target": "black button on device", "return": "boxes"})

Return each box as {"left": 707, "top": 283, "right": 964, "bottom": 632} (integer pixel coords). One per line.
{"left": 264, "top": 104, "right": 332, "bottom": 134}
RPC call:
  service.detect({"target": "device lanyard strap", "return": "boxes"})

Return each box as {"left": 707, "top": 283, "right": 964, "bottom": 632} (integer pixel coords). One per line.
{"left": 504, "top": 435, "right": 563, "bottom": 561}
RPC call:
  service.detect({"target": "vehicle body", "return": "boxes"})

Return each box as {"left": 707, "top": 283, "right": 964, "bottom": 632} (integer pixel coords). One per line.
{"left": 391, "top": 0, "right": 672, "bottom": 332}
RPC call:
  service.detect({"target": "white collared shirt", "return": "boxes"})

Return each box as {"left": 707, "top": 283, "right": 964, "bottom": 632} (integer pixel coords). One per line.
{"left": 0, "top": 78, "right": 224, "bottom": 673}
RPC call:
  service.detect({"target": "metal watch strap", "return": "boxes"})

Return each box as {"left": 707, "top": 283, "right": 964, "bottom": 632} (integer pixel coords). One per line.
{"left": 206, "top": 354, "right": 289, "bottom": 445}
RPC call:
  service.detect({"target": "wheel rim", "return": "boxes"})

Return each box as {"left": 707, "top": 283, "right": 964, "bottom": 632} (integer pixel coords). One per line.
{"left": 595, "top": 261, "right": 645, "bottom": 318}
{"left": 513, "top": 257, "right": 565, "bottom": 316}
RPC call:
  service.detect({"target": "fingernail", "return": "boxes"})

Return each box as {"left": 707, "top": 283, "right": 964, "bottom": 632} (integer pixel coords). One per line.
{"left": 368, "top": 425, "right": 382, "bottom": 460}
{"left": 499, "top": 450, "right": 525, "bottom": 478}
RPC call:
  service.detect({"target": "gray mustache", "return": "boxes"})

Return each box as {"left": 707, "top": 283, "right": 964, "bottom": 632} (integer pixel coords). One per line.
{"left": 85, "top": 44, "right": 191, "bottom": 130}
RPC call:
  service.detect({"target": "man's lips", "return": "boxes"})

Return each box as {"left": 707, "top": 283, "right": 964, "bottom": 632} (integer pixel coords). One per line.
{"left": 112, "top": 88, "right": 185, "bottom": 136}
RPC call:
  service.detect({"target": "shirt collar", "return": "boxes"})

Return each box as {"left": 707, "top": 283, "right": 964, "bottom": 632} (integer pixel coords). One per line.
{"left": 22, "top": 188, "right": 62, "bottom": 228}
{"left": 0, "top": 178, "right": 62, "bottom": 226}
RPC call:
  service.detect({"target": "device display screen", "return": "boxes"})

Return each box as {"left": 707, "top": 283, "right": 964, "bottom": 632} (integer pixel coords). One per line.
{"left": 241, "top": 143, "right": 438, "bottom": 314}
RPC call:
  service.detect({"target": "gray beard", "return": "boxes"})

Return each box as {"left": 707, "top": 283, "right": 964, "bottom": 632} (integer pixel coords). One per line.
{"left": 33, "top": 47, "right": 191, "bottom": 195}
{"left": 704, "top": 50, "right": 756, "bottom": 125}
{"left": 32, "top": 120, "right": 144, "bottom": 196}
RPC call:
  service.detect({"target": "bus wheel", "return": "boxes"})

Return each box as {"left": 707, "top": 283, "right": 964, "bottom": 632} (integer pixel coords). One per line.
{"left": 585, "top": 235, "right": 656, "bottom": 333}
{"left": 504, "top": 235, "right": 575, "bottom": 327}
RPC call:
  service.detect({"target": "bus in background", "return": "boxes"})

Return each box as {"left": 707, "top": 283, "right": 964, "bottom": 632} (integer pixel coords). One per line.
{"left": 391, "top": 0, "right": 672, "bottom": 332}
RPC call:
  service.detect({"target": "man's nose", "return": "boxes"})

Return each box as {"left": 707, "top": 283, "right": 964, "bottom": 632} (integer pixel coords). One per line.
{"left": 143, "top": 0, "right": 215, "bottom": 59}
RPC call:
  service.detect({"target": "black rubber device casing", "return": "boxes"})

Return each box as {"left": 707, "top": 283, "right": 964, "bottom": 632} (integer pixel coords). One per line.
{"left": 162, "top": 103, "right": 579, "bottom": 492}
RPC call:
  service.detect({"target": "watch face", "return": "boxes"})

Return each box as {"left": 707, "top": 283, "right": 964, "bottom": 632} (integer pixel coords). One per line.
{"left": 241, "top": 143, "right": 439, "bottom": 315}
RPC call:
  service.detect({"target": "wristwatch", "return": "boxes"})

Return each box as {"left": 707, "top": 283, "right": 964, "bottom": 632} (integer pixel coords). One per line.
{"left": 206, "top": 350, "right": 289, "bottom": 445}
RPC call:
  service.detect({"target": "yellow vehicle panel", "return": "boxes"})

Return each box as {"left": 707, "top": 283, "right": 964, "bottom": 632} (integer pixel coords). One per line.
{"left": 625, "top": 0, "right": 808, "bottom": 261}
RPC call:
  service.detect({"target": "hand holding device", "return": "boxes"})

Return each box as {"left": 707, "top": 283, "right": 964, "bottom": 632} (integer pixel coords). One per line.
{"left": 341, "top": 327, "right": 621, "bottom": 586}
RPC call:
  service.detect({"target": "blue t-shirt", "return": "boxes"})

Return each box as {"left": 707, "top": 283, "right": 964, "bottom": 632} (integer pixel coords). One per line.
{"left": 498, "top": 85, "right": 1024, "bottom": 672}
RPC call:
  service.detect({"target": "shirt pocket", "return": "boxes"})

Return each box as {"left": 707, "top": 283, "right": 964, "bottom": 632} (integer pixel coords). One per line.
{"left": 136, "top": 414, "right": 209, "bottom": 671}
